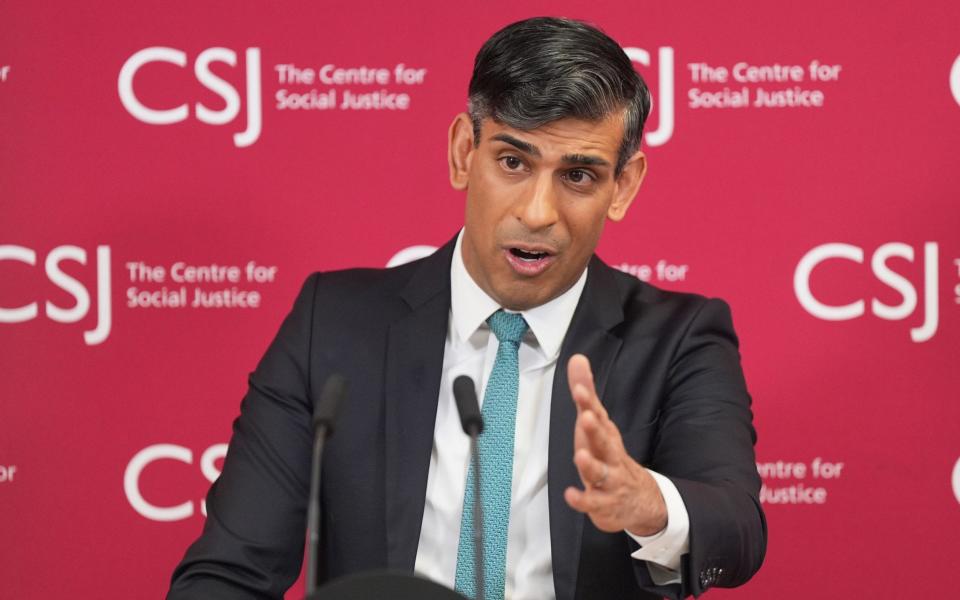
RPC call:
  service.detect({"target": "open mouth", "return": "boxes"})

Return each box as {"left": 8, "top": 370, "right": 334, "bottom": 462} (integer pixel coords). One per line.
{"left": 504, "top": 246, "right": 555, "bottom": 276}
{"left": 509, "top": 248, "right": 550, "bottom": 262}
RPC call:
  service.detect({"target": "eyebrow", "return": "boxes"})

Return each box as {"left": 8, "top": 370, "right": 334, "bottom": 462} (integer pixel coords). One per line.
{"left": 492, "top": 133, "right": 541, "bottom": 157}
{"left": 490, "top": 133, "right": 611, "bottom": 168}
{"left": 561, "top": 153, "right": 611, "bottom": 168}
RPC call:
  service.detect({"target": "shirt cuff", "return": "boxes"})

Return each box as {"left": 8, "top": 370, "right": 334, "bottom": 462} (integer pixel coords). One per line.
{"left": 625, "top": 469, "right": 690, "bottom": 585}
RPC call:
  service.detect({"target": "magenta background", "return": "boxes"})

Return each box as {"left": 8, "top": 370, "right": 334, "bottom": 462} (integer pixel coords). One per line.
{"left": 2, "top": 1, "right": 959, "bottom": 598}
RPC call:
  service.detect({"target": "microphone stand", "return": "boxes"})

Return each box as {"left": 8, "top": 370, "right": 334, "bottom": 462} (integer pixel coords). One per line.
{"left": 303, "top": 373, "right": 468, "bottom": 600}
{"left": 305, "top": 374, "right": 346, "bottom": 598}
{"left": 305, "top": 419, "right": 329, "bottom": 596}
{"left": 453, "top": 375, "right": 485, "bottom": 600}
{"left": 469, "top": 428, "right": 485, "bottom": 600}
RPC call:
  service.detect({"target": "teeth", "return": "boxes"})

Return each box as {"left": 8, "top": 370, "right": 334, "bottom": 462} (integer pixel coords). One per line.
{"left": 512, "top": 248, "right": 547, "bottom": 260}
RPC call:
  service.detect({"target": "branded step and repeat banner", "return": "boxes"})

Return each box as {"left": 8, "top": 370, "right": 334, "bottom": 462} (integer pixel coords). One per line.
{"left": 2, "top": 1, "right": 958, "bottom": 598}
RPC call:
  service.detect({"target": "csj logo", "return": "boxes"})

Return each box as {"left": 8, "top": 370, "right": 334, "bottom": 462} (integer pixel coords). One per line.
{"left": 118, "top": 47, "right": 262, "bottom": 147}
{"left": 951, "top": 53, "right": 960, "bottom": 107}
{"left": 794, "top": 242, "right": 939, "bottom": 342}
{"left": 953, "top": 456, "right": 960, "bottom": 505}
{"left": 117, "top": 44, "right": 673, "bottom": 148}
{"left": 125, "top": 443, "right": 227, "bottom": 521}
{"left": 625, "top": 46, "right": 674, "bottom": 147}
{"left": 0, "top": 244, "right": 111, "bottom": 345}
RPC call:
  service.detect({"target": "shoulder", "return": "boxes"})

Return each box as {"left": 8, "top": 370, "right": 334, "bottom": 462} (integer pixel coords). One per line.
{"left": 593, "top": 259, "right": 738, "bottom": 342}
{"left": 293, "top": 260, "right": 422, "bottom": 315}
{"left": 308, "top": 260, "right": 422, "bottom": 299}
{"left": 289, "top": 244, "right": 453, "bottom": 325}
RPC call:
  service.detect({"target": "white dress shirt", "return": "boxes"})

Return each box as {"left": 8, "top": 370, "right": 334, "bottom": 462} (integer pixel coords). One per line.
{"left": 413, "top": 232, "right": 690, "bottom": 598}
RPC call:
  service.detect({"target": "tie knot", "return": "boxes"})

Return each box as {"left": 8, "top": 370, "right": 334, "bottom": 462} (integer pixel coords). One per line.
{"left": 487, "top": 310, "right": 528, "bottom": 344}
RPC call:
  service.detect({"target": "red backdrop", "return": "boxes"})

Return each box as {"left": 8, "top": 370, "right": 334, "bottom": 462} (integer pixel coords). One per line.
{"left": 2, "top": 1, "right": 959, "bottom": 598}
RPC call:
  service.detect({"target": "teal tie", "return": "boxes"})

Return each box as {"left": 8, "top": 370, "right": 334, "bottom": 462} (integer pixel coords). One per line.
{"left": 455, "top": 310, "right": 528, "bottom": 600}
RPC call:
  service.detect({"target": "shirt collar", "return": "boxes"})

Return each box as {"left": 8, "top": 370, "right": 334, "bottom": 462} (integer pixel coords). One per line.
{"left": 450, "top": 230, "right": 588, "bottom": 360}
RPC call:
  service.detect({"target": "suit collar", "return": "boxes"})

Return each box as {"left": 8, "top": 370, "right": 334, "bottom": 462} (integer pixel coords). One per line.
{"left": 449, "top": 230, "right": 588, "bottom": 360}
{"left": 580, "top": 255, "right": 627, "bottom": 331}
{"left": 398, "top": 235, "right": 457, "bottom": 310}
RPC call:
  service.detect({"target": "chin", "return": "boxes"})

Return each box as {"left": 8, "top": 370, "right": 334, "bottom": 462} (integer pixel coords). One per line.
{"left": 494, "top": 284, "right": 552, "bottom": 312}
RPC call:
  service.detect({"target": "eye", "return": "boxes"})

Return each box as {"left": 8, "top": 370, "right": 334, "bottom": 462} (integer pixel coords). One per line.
{"left": 498, "top": 155, "right": 524, "bottom": 171}
{"left": 563, "top": 168, "right": 595, "bottom": 186}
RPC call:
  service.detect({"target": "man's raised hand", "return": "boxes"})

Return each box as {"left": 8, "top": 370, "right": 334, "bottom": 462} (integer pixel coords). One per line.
{"left": 562, "top": 354, "right": 668, "bottom": 537}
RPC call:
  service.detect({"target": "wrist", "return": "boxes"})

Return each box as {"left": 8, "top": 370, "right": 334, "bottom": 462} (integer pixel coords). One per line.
{"left": 626, "top": 467, "right": 668, "bottom": 536}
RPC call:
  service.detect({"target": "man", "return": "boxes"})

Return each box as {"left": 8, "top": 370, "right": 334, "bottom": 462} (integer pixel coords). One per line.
{"left": 168, "top": 17, "right": 766, "bottom": 600}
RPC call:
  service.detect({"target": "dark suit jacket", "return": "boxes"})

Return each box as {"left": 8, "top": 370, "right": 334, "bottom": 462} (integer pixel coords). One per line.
{"left": 168, "top": 236, "right": 766, "bottom": 600}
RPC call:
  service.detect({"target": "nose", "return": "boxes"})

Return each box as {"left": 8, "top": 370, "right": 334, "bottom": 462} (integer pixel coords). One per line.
{"left": 515, "top": 172, "right": 559, "bottom": 231}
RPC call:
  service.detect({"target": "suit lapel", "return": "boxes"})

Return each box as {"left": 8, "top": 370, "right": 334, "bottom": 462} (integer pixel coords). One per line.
{"left": 549, "top": 257, "right": 624, "bottom": 600}
{"left": 384, "top": 239, "right": 455, "bottom": 571}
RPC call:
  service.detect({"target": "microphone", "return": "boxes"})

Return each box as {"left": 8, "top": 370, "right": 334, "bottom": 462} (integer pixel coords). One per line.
{"left": 452, "top": 375, "right": 485, "bottom": 600}
{"left": 453, "top": 375, "right": 483, "bottom": 436}
{"left": 306, "top": 374, "right": 347, "bottom": 597}
{"left": 313, "top": 373, "right": 346, "bottom": 437}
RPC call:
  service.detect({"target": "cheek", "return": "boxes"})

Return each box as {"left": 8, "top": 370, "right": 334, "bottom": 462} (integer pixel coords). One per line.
{"left": 562, "top": 204, "right": 608, "bottom": 248}
{"left": 464, "top": 192, "right": 507, "bottom": 250}
{"left": 467, "top": 175, "right": 518, "bottom": 233}
{"left": 470, "top": 159, "right": 509, "bottom": 197}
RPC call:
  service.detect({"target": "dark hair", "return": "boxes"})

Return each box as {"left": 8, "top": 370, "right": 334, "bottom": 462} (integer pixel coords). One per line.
{"left": 468, "top": 17, "right": 651, "bottom": 176}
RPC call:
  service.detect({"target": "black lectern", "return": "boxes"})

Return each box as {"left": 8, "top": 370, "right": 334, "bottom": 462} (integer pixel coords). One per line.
{"left": 306, "top": 570, "right": 469, "bottom": 600}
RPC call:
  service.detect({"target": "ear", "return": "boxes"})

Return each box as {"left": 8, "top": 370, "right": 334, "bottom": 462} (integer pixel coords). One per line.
{"left": 607, "top": 150, "right": 647, "bottom": 222}
{"left": 448, "top": 112, "right": 475, "bottom": 190}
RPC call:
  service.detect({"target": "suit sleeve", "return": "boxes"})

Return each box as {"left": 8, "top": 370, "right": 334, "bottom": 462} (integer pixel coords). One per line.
{"left": 632, "top": 297, "right": 767, "bottom": 598}
{"left": 167, "top": 273, "right": 320, "bottom": 600}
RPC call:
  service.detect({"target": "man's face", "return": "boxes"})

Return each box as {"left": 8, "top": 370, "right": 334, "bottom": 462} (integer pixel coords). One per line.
{"left": 449, "top": 113, "right": 646, "bottom": 310}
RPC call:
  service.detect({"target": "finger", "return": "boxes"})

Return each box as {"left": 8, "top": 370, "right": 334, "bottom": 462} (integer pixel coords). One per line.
{"left": 567, "top": 354, "right": 595, "bottom": 389}
{"left": 573, "top": 447, "right": 609, "bottom": 489}
{"left": 572, "top": 380, "right": 606, "bottom": 421}
{"left": 564, "top": 485, "right": 602, "bottom": 514}
{"left": 567, "top": 355, "right": 608, "bottom": 420}
{"left": 567, "top": 355, "right": 594, "bottom": 415}
{"left": 573, "top": 406, "right": 589, "bottom": 452}
{"left": 571, "top": 383, "right": 596, "bottom": 414}
{"left": 564, "top": 486, "right": 586, "bottom": 513}
{"left": 580, "top": 410, "right": 616, "bottom": 463}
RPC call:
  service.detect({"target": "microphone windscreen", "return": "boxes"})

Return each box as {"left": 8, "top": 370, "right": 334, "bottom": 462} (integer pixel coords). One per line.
{"left": 453, "top": 375, "right": 483, "bottom": 435}
{"left": 314, "top": 373, "right": 346, "bottom": 436}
